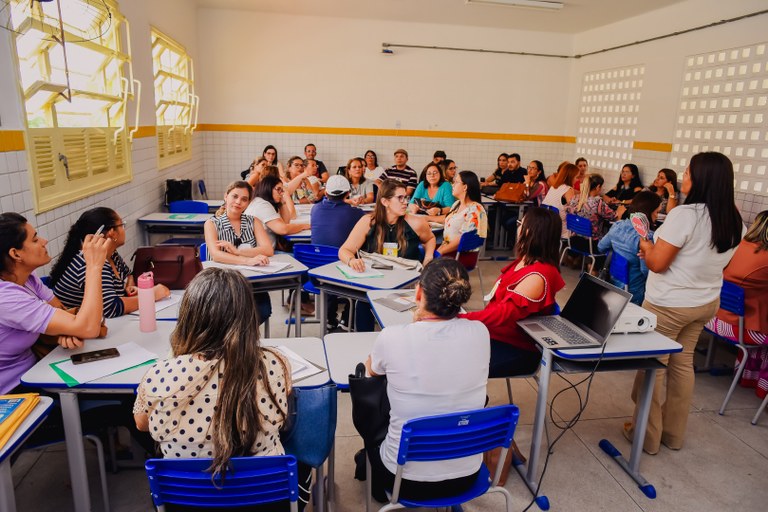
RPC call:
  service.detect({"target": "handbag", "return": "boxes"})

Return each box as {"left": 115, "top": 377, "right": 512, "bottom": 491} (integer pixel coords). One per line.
{"left": 348, "top": 362, "right": 390, "bottom": 447}
{"left": 164, "top": 179, "right": 192, "bottom": 206}
{"left": 131, "top": 246, "right": 202, "bottom": 289}
{"left": 494, "top": 182, "right": 527, "bottom": 203}
{"left": 281, "top": 383, "right": 338, "bottom": 468}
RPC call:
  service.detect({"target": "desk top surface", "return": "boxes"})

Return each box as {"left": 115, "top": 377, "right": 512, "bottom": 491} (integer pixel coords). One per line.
{"left": 202, "top": 253, "right": 308, "bottom": 281}
{"left": 0, "top": 396, "right": 54, "bottom": 463}
{"left": 21, "top": 317, "right": 328, "bottom": 390}
{"left": 138, "top": 213, "right": 212, "bottom": 224}
{"left": 309, "top": 260, "right": 420, "bottom": 291}
{"left": 323, "top": 332, "right": 379, "bottom": 388}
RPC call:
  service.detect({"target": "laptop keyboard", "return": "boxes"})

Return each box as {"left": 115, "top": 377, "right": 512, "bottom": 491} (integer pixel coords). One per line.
{"left": 537, "top": 317, "right": 594, "bottom": 345}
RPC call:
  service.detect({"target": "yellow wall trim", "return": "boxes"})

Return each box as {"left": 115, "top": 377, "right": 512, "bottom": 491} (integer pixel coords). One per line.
{"left": 198, "top": 124, "right": 576, "bottom": 143}
{"left": 0, "top": 131, "right": 25, "bottom": 152}
{"left": 130, "top": 126, "right": 157, "bottom": 138}
{"left": 633, "top": 141, "right": 673, "bottom": 153}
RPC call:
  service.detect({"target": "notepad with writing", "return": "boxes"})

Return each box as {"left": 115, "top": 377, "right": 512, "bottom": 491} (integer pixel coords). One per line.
{"left": 336, "top": 264, "right": 384, "bottom": 279}
{"left": 203, "top": 260, "right": 292, "bottom": 274}
{"left": 374, "top": 291, "right": 417, "bottom": 312}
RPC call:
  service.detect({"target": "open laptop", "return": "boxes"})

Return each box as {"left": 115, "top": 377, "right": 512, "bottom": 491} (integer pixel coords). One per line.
{"left": 517, "top": 273, "right": 632, "bottom": 350}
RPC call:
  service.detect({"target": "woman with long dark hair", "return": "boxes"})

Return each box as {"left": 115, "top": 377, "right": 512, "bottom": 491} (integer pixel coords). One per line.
{"left": 363, "top": 258, "right": 489, "bottom": 503}
{"left": 262, "top": 144, "right": 285, "bottom": 177}
{"left": 436, "top": 171, "right": 487, "bottom": 258}
{"left": 409, "top": 163, "right": 455, "bottom": 218}
{"left": 650, "top": 168, "right": 679, "bottom": 215}
{"left": 604, "top": 163, "right": 643, "bottom": 205}
{"left": 51, "top": 207, "right": 169, "bottom": 317}
{"left": 522, "top": 160, "right": 548, "bottom": 206}
{"left": 245, "top": 174, "right": 311, "bottom": 245}
{"left": 134, "top": 268, "right": 311, "bottom": 510}
{"left": 625, "top": 152, "right": 743, "bottom": 455}
{"left": 460, "top": 207, "right": 565, "bottom": 377}
{"left": 364, "top": 149, "right": 385, "bottom": 181}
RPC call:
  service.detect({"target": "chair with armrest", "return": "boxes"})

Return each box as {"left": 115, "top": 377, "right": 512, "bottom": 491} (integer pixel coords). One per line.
{"left": 145, "top": 455, "right": 300, "bottom": 512}
{"left": 365, "top": 404, "right": 520, "bottom": 512}
{"left": 560, "top": 214, "right": 607, "bottom": 275}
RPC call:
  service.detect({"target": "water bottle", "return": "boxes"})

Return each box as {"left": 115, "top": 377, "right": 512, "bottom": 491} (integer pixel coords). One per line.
{"left": 137, "top": 271, "right": 157, "bottom": 333}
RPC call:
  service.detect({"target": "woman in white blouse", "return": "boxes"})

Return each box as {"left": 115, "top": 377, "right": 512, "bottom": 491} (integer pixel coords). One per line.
{"left": 436, "top": 171, "right": 488, "bottom": 258}
{"left": 345, "top": 157, "right": 375, "bottom": 205}
{"left": 364, "top": 149, "right": 385, "bottom": 181}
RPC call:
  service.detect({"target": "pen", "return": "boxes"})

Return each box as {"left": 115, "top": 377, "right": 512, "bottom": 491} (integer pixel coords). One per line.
{"left": 94, "top": 225, "right": 105, "bottom": 236}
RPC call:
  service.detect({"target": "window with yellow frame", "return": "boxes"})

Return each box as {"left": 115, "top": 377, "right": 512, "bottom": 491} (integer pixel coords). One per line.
{"left": 9, "top": 0, "right": 138, "bottom": 213}
{"left": 151, "top": 28, "right": 197, "bottom": 170}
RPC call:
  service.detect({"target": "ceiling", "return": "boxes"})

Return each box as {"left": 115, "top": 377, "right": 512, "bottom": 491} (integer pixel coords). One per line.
{"left": 194, "top": 0, "right": 687, "bottom": 33}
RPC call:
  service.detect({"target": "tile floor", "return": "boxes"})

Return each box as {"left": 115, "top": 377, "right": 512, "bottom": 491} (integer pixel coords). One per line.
{"left": 10, "top": 258, "right": 768, "bottom": 511}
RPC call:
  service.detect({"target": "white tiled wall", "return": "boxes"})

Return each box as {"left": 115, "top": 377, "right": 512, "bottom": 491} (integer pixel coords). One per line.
{"left": 202, "top": 130, "right": 572, "bottom": 198}
{"left": 0, "top": 133, "right": 204, "bottom": 276}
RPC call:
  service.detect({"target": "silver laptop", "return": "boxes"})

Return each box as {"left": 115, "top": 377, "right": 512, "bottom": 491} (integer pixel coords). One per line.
{"left": 517, "top": 273, "right": 632, "bottom": 350}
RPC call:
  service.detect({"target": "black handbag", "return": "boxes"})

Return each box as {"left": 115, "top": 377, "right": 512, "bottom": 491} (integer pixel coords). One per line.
{"left": 348, "top": 362, "right": 390, "bottom": 446}
{"left": 164, "top": 179, "right": 192, "bottom": 206}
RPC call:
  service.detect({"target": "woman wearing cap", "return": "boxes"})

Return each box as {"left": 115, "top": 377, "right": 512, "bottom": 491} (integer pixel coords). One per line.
{"left": 345, "top": 157, "right": 374, "bottom": 205}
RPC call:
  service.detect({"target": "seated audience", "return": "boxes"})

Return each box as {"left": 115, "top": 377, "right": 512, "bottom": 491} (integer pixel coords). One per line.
{"left": 304, "top": 159, "right": 325, "bottom": 200}
{"left": 206, "top": 181, "right": 274, "bottom": 323}
{"left": 504, "top": 153, "right": 526, "bottom": 184}
{"left": 460, "top": 207, "right": 565, "bottom": 377}
{"left": 304, "top": 143, "right": 329, "bottom": 183}
{"left": 431, "top": 149, "right": 447, "bottom": 165}
{"left": 565, "top": 173, "right": 619, "bottom": 239}
{"left": 286, "top": 156, "right": 320, "bottom": 204}
{"left": 482, "top": 153, "right": 508, "bottom": 191}
{"left": 541, "top": 161, "right": 579, "bottom": 237}
{"left": 598, "top": 191, "right": 662, "bottom": 305}
{"left": 409, "top": 163, "right": 455, "bottom": 217}
{"left": 246, "top": 175, "right": 311, "bottom": 248}
{"left": 704, "top": 209, "right": 768, "bottom": 400}
{"left": 364, "top": 258, "right": 489, "bottom": 503}
{"left": 51, "top": 207, "right": 169, "bottom": 317}
{"left": 440, "top": 159, "right": 458, "bottom": 183}
{"left": 650, "top": 168, "right": 679, "bottom": 216}
{"left": 436, "top": 171, "right": 487, "bottom": 258}
{"left": 364, "top": 149, "right": 385, "bottom": 181}
{"left": 133, "top": 267, "right": 311, "bottom": 511}
{"left": 604, "top": 163, "right": 643, "bottom": 205}
{"left": 345, "top": 157, "right": 375, "bottom": 205}
{"left": 262, "top": 144, "right": 285, "bottom": 177}
{"left": 523, "top": 160, "right": 548, "bottom": 206}
{"left": 573, "top": 157, "right": 588, "bottom": 191}
{"left": 379, "top": 149, "right": 417, "bottom": 195}
{"left": 339, "top": 179, "right": 436, "bottom": 330}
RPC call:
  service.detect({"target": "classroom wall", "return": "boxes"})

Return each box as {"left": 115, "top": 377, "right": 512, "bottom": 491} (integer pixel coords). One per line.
{"left": 566, "top": 0, "right": 768, "bottom": 222}
{"left": 0, "top": 0, "right": 204, "bottom": 276}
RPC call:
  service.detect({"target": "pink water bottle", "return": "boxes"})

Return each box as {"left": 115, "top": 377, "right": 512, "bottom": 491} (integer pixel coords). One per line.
{"left": 137, "top": 272, "right": 157, "bottom": 333}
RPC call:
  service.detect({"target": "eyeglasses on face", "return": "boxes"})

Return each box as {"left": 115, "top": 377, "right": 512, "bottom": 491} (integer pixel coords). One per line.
{"left": 391, "top": 194, "right": 409, "bottom": 203}
{"left": 274, "top": 187, "right": 285, "bottom": 194}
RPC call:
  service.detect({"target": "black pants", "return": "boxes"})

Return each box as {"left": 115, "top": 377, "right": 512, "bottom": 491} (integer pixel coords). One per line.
{"left": 366, "top": 442, "right": 479, "bottom": 504}
{"left": 488, "top": 340, "right": 541, "bottom": 378}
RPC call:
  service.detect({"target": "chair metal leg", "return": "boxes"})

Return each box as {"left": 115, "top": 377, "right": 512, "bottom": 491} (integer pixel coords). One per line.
{"left": 752, "top": 394, "right": 768, "bottom": 425}
{"left": 719, "top": 345, "right": 750, "bottom": 415}
{"left": 506, "top": 378, "right": 513, "bottom": 404}
{"left": 84, "top": 434, "right": 111, "bottom": 512}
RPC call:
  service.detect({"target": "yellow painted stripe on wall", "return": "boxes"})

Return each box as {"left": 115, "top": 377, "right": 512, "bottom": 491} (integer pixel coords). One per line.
{"left": 0, "top": 131, "right": 25, "bottom": 152}
{"left": 130, "top": 126, "right": 157, "bottom": 138}
{"left": 198, "top": 124, "right": 577, "bottom": 144}
{"left": 633, "top": 141, "right": 673, "bottom": 152}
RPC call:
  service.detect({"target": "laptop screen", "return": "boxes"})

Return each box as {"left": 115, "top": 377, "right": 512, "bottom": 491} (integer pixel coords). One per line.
{"left": 560, "top": 274, "right": 632, "bottom": 342}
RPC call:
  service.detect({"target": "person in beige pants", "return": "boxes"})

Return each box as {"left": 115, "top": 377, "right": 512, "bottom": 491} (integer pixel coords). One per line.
{"left": 625, "top": 152, "right": 744, "bottom": 455}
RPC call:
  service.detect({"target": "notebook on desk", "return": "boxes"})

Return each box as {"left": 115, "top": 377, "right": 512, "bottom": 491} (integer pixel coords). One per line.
{"left": 517, "top": 273, "right": 632, "bottom": 350}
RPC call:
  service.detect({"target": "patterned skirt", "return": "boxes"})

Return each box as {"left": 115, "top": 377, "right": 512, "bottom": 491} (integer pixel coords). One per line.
{"left": 705, "top": 317, "right": 768, "bottom": 399}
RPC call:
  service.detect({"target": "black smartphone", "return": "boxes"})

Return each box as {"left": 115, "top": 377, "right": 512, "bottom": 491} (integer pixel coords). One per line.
{"left": 71, "top": 348, "right": 120, "bottom": 365}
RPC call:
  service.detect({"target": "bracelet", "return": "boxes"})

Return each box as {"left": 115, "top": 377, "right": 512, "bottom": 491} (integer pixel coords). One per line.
{"left": 669, "top": 195, "right": 676, "bottom": 200}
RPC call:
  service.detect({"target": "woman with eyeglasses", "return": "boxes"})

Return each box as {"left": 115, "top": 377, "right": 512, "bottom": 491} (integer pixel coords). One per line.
{"left": 262, "top": 144, "right": 285, "bottom": 178}
{"left": 50, "top": 207, "right": 170, "bottom": 318}
{"left": 523, "top": 160, "right": 548, "bottom": 206}
{"left": 364, "top": 149, "right": 385, "bottom": 181}
{"left": 409, "top": 163, "right": 455, "bottom": 218}
{"left": 604, "top": 163, "right": 644, "bottom": 206}
{"left": 285, "top": 156, "right": 319, "bottom": 204}
{"left": 207, "top": 181, "right": 275, "bottom": 324}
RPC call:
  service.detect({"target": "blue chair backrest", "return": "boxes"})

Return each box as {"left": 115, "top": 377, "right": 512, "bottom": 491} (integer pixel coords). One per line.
{"left": 720, "top": 281, "right": 745, "bottom": 316}
{"left": 145, "top": 456, "right": 298, "bottom": 510}
{"left": 457, "top": 231, "right": 485, "bottom": 253}
{"left": 565, "top": 213, "right": 592, "bottom": 238}
{"left": 169, "top": 200, "right": 209, "bottom": 214}
{"left": 542, "top": 204, "right": 559, "bottom": 214}
{"left": 199, "top": 243, "right": 208, "bottom": 262}
{"left": 40, "top": 275, "right": 51, "bottom": 287}
{"left": 293, "top": 244, "right": 339, "bottom": 269}
{"left": 609, "top": 251, "right": 630, "bottom": 286}
{"left": 395, "top": 405, "right": 519, "bottom": 465}
{"left": 197, "top": 180, "right": 208, "bottom": 199}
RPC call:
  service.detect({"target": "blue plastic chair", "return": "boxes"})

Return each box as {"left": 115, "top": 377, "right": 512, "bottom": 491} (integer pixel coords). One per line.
{"left": 701, "top": 281, "right": 757, "bottom": 416}
{"left": 199, "top": 242, "right": 208, "bottom": 262}
{"left": 560, "top": 214, "right": 607, "bottom": 274}
{"left": 455, "top": 231, "right": 486, "bottom": 300}
{"left": 145, "top": 456, "right": 300, "bottom": 511}
{"left": 608, "top": 251, "right": 630, "bottom": 291}
{"left": 366, "top": 404, "right": 520, "bottom": 512}
{"left": 197, "top": 180, "right": 208, "bottom": 200}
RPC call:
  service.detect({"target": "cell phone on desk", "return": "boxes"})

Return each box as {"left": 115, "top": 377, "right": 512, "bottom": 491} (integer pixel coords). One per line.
{"left": 371, "top": 262, "right": 393, "bottom": 270}
{"left": 71, "top": 348, "right": 120, "bottom": 365}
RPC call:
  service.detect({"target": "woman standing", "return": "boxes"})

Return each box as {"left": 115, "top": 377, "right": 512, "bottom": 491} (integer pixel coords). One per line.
{"left": 604, "top": 163, "right": 643, "bottom": 205}
{"left": 460, "top": 207, "right": 565, "bottom": 377}
{"left": 364, "top": 258, "right": 489, "bottom": 503}
{"left": 436, "top": 171, "right": 487, "bottom": 258}
{"left": 134, "top": 268, "right": 310, "bottom": 510}
{"left": 409, "top": 163, "right": 455, "bottom": 217}
{"left": 626, "top": 152, "right": 743, "bottom": 454}
{"left": 345, "top": 157, "right": 374, "bottom": 205}
{"left": 205, "top": 181, "right": 274, "bottom": 323}
{"left": 364, "top": 150, "right": 385, "bottom": 181}
{"left": 51, "top": 207, "right": 169, "bottom": 317}
{"left": 704, "top": 210, "right": 768, "bottom": 401}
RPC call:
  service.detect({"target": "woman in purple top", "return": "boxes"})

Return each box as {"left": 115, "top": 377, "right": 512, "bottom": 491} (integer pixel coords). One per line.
{"left": 0, "top": 212, "right": 110, "bottom": 394}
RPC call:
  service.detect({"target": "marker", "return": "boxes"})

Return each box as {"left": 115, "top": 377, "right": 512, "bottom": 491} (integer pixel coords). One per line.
{"left": 94, "top": 225, "right": 105, "bottom": 236}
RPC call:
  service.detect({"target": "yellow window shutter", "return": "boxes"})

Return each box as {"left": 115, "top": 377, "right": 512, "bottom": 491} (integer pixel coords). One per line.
{"left": 87, "top": 130, "right": 109, "bottom": 176}
{"left": 28, "top": 133, "right": 57, "bottom": 189}
{"left": 62, "top": 130, "right": 89, "bottom": 181}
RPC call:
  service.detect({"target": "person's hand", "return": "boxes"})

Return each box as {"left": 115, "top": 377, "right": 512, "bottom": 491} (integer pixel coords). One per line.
{"left": 216, "top": 240, "right": 238, "bottom": 254}
{"left": 58, "top": 335, "right": 84, "bottom": 349}
{"left": 348, "top": 257, "right": 366, "bottom": 273}
{"left": 153, "top": 284, "right": 171, "bottom": 301}
{"left": 82, "top": 234, "right": 112, "bottom": 268}
{"left": 604, "top": 196, "right": 617, "bottom": 204}
{"left": 426, "top": 207, "right": 440, "bottom": 216}
{"left": 248, "top": 255, "right": 270, "bottom": 266}
{"left": 422, "top": 255, "right": 433, "bottom": 268}
{"left": 663, "top": 182, "right": 675, "bottom": 195}
{"left": 616, "top": 204, "right": 627, "bottom": 219}
{"left": 125, "top": 285, "right": 138, "bottom": 296}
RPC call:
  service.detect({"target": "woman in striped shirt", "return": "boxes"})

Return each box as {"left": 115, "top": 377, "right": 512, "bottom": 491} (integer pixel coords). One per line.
{"left": 51, "top": 207, "right": 170, "bottom": 318}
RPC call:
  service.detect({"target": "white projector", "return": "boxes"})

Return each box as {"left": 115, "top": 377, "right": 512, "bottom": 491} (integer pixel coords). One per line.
{"left": 612, "top": 302, "right": 657, "bottom": 334}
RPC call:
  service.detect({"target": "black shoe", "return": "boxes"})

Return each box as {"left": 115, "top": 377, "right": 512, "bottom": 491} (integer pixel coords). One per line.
{"left": 354, "top": 449, "right": 366, "bottom": 481}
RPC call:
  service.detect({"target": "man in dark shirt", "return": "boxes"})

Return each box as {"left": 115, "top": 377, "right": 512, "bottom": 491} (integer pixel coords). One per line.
{"left": 310, "top": 175, "right": 366, "bottom": 329}
{"left": 305, "top": 143, "right": 329, "bottom": 183}
{"left": 379, "top": 148, "right": 417, "bottom": 195}
{"left": 502, "top": 153, "right": 526, "bottom": 184}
